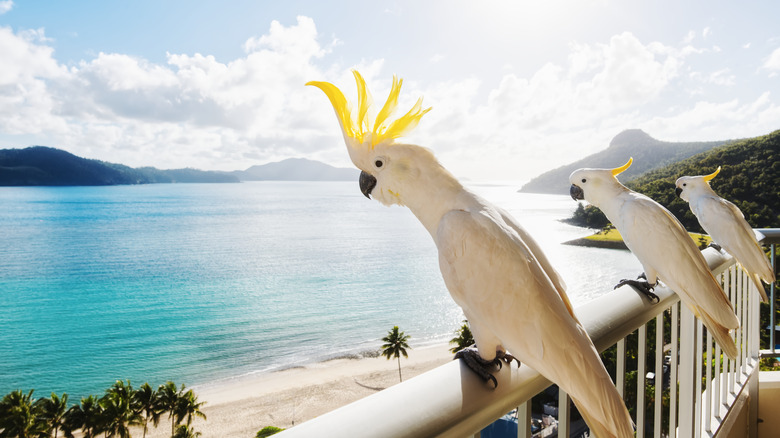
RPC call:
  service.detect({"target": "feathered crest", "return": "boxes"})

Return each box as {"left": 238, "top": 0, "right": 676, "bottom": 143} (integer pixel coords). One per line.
{"left": 611, "top": 157, "right": 633, "bottom": 177}
{"left": 306, "top": 71, "right": 431, "bottom": 150}
{"left": 703, "top": 166, "right": 721, "bottom": 182}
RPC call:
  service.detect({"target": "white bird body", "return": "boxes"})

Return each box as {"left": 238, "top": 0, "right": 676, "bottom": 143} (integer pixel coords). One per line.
{"left": 570, "top": 161, "right": 739, "bottom": 358}
{"left": 676, "top": 170, "right": 774, "bottom": 302}
{"left": 308, "top": 72, "right": 634, "bottom": 438}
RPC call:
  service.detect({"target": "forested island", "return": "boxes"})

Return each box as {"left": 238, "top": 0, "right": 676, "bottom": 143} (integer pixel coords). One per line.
{"left": 0, "top": 146, "right": 357, "bottom": 186}
{"left": 564, "top": 129, "right": 779, "bottom": 231}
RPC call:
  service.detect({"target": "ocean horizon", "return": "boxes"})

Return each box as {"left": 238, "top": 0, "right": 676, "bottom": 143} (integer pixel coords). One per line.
{"left": 0, "top": 181, "right": 641, "bottom": 400}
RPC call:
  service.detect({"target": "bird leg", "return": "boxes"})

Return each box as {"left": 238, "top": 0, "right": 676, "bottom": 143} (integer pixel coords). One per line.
{"left": 454, "top": 347, "right": 521, "bottom": 389}
{"left": 614, "top": 274, "right": 660, "bottom": 303}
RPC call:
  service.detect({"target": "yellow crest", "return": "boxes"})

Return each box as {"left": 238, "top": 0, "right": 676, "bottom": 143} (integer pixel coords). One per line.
{"left": 306, "top": 71, "right": 431, "bottom": 149}
{"left": 703, "top": 166, "right": 721, "bottom": 182}
{"left": 611, "top": 157, "right": 633, "bottom": 176}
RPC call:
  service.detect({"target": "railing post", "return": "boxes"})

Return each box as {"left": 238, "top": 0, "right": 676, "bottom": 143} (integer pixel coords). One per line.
{"left": 678, "top": 305, "right": 696, "bottom": 437}
{"left": 617, "top": 339, "right": 626, "bottom": 399}
{"left": 558, "top": 388, "right": 570, "bottom": 438}
{"left": 637, "top": 324, "right": 647, "bottom": 438}
{"left": 669, "top": 302, "right": 679, "bottom": 438}
{"left": 516, "top": 402, "right": 531, "bottom": 438}
{"left": 654, "top": 314, "right": 663, "bottom": 438}
{"left": 771, "top": 241, "right": 776, "bottom": 352}
{"left": 694, "top": 319, "right": 703, "bottom": 438}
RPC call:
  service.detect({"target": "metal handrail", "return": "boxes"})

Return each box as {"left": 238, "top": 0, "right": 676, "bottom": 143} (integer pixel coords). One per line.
{"left": 276, "top": 248, "right": 740, "bottom": 438}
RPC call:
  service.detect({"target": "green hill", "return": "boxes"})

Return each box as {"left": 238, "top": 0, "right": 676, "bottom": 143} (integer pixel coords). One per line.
{"left": 519, "top": 129, "right": 733, "bottom": 195}
{"left": 626, "top": 129, "right": 779, "bottom": 231}
{"left": 568, "top": 129, "right": 779, "bottom": 232}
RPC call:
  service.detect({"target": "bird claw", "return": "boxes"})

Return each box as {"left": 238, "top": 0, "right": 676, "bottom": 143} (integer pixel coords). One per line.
{"left": 614, "top": 276, "right": 660, "bottom": 303}
{"left": 454, "top": 347, "right": 520, "bottom": 389}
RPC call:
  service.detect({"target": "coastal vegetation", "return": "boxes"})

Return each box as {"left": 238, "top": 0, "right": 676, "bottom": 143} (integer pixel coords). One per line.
{"left": 380, "top": 326, "right": 412, "bottom": 383}
{"left": 0, "top": 380, "right": 204, "bottom": 438}
{"left": 449, "top": 320, "right": 475, "bottom": 354}
{"left": 256, "top": 426, "right": 285, "bottom": 437}
{"left": 565, "top": 129, "right": 780, "bottom": 232}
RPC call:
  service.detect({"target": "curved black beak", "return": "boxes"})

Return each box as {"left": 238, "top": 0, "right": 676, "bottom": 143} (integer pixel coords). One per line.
{"left": 675, "top": 187, "right": 683, "bottom": 198}
{"left": 570, "top": 184, "right": 584, "bottom": 201}
{"left": 359, "top": 171, "right": 377, "bottom": 199}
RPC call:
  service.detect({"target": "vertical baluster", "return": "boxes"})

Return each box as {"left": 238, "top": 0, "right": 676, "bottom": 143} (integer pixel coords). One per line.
{"left": 739, "top": 267, "right": 746, "bottom": 380}
{"left": 705, "top": 329, "right": 713, "bottom": 433}
{"left": 678, "top": 304, "right": 696, "bottom": 437}
{"left": 654, "top": 313, "right": 663, "bottom": 438}
{"left": 722, "top": 266, "right": 731, "bottom": 406}
{"left": 558, "top": 388, "right": 570, "bottom": 438}
{"left": 729, "top": 266, "right": 737, "bottom": 396}
{"left": 617, "top": 339, "right": 626, "bottom": 399}
{"left": 669, "top": 302, "right": 679, "bottom": 438}
{"left": 517, "top": 401, "right": 531, "bottom": 438}
{"left": 694, "top": 319, "right": 703, "bottom": 438}
{"left": 714, "top": 273, "right": 723, "bottom": 421}
{"left": 638, "top": 325, "right": 647, "bottom": 438}
{"left": 771, "top": 242, "right": 777, "bottom": 353}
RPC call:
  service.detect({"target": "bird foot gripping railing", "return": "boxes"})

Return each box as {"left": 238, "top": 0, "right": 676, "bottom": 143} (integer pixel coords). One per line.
{"left": 277, "top": 231, "right": 778, "bottom": 438}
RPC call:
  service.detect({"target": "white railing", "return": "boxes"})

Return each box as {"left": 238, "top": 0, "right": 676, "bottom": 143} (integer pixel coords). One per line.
{"left": 277, "top": 235, "right": 775, "bottom": 438}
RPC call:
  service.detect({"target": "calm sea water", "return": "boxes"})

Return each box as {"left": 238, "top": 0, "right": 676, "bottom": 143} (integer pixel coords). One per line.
{"left": 0, "top": 181, "right": 640, "bottom": 400}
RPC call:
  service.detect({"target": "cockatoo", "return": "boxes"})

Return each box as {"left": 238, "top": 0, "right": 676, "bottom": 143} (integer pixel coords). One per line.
{"left": 569, "top": 159, "right": 739, "bottom": 358}
{"left": 675, "top": 167, "right": 774, "bottom": 302}
{"left": 308, "top": 71, "right": 634, "bottom": 438}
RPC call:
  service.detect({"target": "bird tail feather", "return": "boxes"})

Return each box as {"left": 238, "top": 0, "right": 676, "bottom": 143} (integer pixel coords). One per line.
{"left": 697, "top": 308, "right": 739, "bottom": 360}
{"left": 570, "top": 384, "right": 634, "bottom": 438}
{"left": 747, "top": 270, "right": 769, "bottom": 303}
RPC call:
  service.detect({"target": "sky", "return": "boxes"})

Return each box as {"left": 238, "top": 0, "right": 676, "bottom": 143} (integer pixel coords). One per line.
{"left": 1, "top": 0, "right": 779, "bottom": 181}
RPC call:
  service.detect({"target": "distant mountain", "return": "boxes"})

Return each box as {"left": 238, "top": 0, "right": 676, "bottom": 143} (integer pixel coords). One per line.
{"left": 232, "top": 158, "right": 359, "bottom": 181}
{"left": 0, "top": 146, "right": 360, "bottom": 186}
{"left": 0, "top": 146, "right": 238, "bottom": 186}
{"left": 519, "top": 129, "right": 734, "bottom": 194}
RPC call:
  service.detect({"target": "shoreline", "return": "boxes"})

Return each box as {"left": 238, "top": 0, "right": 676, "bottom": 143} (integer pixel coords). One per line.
{"left": 139, "top": 343, "right": 454, "bottom": 437}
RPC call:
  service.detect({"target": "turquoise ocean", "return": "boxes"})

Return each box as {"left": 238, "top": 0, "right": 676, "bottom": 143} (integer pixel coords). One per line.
{"left": 0, "top": 181, "right": 640, "bottom": 400}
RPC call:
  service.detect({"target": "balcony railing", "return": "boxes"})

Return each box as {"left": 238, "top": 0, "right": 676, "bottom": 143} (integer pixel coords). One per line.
{"left": 277, "top": 229, "right": 779, "bottom": 438}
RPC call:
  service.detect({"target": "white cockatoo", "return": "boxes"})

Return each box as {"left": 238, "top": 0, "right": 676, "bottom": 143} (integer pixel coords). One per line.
{"left": 569, "top": 158, "right": 739, "bottom": 358}
{"left": 308, "top": 71, "right": 634, "bottom": 438}
{"left": 675, "top": 167, "right": 774, "bottom": 302}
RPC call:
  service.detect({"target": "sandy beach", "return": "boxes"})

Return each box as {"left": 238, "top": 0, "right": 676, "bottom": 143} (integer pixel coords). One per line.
{"left": 137, "top": 343, "right": 454, "bottom": 437}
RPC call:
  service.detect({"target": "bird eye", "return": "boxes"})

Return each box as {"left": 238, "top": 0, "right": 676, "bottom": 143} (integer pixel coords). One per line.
{"left": 581, "top": 178, "right": 587, "bottom": 183}
{"left": 375, "top": 160, "right": 383, "bottom": 168}
{"left": 683, "top": 183, "right": 687, "bottom": 187}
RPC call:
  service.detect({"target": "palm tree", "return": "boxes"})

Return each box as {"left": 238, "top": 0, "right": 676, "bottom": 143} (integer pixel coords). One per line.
{"left": 157, "top": 381, "right": 183, "bottom": 437}
{"left": 132, "top": 383, "right": 162, "bottom": 438}
{"left": 380, "top": 326, "right": 411, "bottom": 382}
{"left": 0, "top": 389, "right": 49, "bottom": 438}
{"left": 63, "top": 395, "right": 102, "bottom": 438}
{"left": 100, "top": 380, "right": 142, "bottom": 438}
{"left": 172, "top": 424, "right": 201, "bottom": 438}
{"left": 449, "top": 320, "right": 475, "bottom": 354}
{"left": 35, "top": 392, "right": 69, "bottom": 438}
{"left": 174, "top": 389, "right": 206, "bottom": 429}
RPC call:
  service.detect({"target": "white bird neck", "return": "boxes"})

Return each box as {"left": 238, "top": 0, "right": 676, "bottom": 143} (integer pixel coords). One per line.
{"left": 398, "top": 169, "right": 473, "bottom": 240}
{"left": 589, "top": 181, "right": 633, "bottom": 219}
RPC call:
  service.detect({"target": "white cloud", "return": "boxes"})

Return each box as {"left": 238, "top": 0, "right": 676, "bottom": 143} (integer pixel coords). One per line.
{"left": 1, "top": 17, "right": 778, "bottom": 181}
{"left": 0, "top": 1, "right": 12, "bottom": 15}
{"left": 763, "top": 47, "right": 780, "bottom": 75}
{"left": 0, "top": 26, "right": 68, "bottom": 135}
{"left": 689, "top": 69, "right": 735, "bottom": 86}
